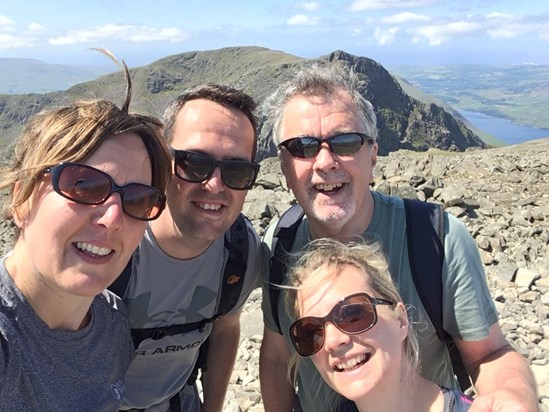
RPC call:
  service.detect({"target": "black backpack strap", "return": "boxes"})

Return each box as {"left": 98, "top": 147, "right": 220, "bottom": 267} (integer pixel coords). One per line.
{"left": 186, "top": 213, "right": 249, "bottom": 386}
{"left": 131, "top": 319, "right": 213, "bottom": 349}
{"left": 108, "top": 256, "right": 133, "bottom": 297}
{"left": 269, "top": 204, "right": 305, "bottom": 334}
{"left": 218, "top": 213, "right": 249, "bottom": 315}
{"left": 404, "top": 198, "right": 471, "bottom": 392}
{"left": 129, "top": 214, "right": 249, "bottom": 351}
{"left": 404, "top": 198, "right": 445, "bottom": 339}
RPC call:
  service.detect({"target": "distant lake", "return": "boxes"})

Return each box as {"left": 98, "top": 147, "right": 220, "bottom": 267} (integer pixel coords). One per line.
{"left": 459, "top": 110, "right": 549, "bottom": 145}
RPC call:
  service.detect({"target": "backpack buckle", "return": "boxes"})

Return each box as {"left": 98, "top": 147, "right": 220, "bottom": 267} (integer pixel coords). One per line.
{"left": 150, "top": 328, "right": 168, "bottom": 340}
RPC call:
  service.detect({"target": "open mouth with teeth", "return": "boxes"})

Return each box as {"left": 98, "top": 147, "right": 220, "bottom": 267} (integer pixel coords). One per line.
{"left": 315, "top": 183, "right": 343, "bottom": 193}
{"left": 197, "top": 202, "right": 223, "bottom": 211}
{"left": 75, "top": 241, "right": 112, "bottom": 257}
{"left": 334, "top": 353, "right": 372, "bottom": 372}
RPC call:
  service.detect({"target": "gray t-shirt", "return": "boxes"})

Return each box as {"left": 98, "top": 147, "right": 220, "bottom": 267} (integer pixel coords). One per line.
{"left": 262, "top": 191, "right": 498, "bottom": 411}
{"left": 121, "top": 221, "right": 261, "bottom": 411}
{"left": 0, "top": 255, "right": 134, "bottom": 411}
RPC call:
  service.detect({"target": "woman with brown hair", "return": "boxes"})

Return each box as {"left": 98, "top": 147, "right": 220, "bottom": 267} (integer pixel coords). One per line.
{"left": 0, "top": 55, "right": 171, "bottom": 410}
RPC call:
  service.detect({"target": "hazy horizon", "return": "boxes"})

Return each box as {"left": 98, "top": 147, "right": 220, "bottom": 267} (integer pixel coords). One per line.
{"left": 1, "top": 0, "right": 548, "bottom": 69}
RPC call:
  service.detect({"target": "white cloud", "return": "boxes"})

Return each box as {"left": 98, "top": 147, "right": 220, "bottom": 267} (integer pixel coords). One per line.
{"left": 486, "top": 12, "right": 516, "bottom": 20}
{"left": 487, "top": 27, "right": 522, "bottom": 39}
{"left": 0, "top": 33, "right": 33, "bottom": 49}
{"left": 48, "top": 24, "right": 187, "bottom": 46}
{"left": 485, "top": 13, "right": 549, "bottom": 42}
{"left": 374, "top": 27, "right": 399, "bottom": 44}
{"left": 296, "top": 1, "right": 321, "bottom": 11}
{"left": 349, "top": 0, "right": 433, "bottom": 12}
{"left": 415, "top": 21, "right": 482, "bottom": 45}
{"left": 0, "top": 15, "right": 15, "bottom": 30}
{"left": 286, "top": 14, "right": 319, "bottom": 26}
{"left": 380, "top": 12, "right": 430, "bottom": 24}
{"left": 28, "top": 23, "right": 46, "bottom": 32}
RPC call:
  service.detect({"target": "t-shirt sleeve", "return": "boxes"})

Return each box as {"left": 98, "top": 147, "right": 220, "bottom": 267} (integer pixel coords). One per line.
{"left": 442, "top": 213, "right": 499, "bottom": 340}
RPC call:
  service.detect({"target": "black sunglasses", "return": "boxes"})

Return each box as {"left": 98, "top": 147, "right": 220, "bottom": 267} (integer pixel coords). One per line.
{"left": 289, "top": 292, "right": 394, "bottom": 357}
{"left": 43, "top": 162, "right": 166, "bottom": 221}
{"left": 277, "top": 132, "right": 373, "bottom": 159}
{"left": 171, "top": 149, "right": 260, "bottom": 190}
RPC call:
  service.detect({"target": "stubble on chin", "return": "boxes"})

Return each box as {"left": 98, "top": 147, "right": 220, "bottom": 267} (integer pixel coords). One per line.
{"left": 309, "top": 198, "right": 355, "bottom": 225}
{"left": 173, "top": 216, "right": 224, "bottom": 242}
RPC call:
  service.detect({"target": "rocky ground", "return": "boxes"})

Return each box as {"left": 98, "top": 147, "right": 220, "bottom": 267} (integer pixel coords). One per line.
{"left": 0, "top": 138, "right": 547, "bottom": 411}
{"left": 227, "top": 138, "right": 549, "bottom": 411}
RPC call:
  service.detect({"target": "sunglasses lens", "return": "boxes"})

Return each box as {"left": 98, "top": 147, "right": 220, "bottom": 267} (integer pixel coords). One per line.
{"left": 290, "top": 294, "right": 378, "bottom": 357}
{"left": 221, "top": 161, "right": 258, "bottom": 190}
{"left": 284, "top": 137, "right": 320, "bottom": 158}
{"left": 56, "top": 164, "right": 111, "bottom": 204}
{"left": 175, "top": 151, "right": 213, "bottom": 182}
{"left": 122, "top": 184, "right": 165, "bottom": 220}
{"left": 330, "top": 133, "right": 366, "bottom": 156}
{"left": 291, "top": 318, "right": 325, "bottom": 357}
{"left": 173, "top": 150, "right": 257, "bottom": 190}
{"left": 54, "top": 163, "right": 164, "bottom": 221}
{"left": 334, "top": 297, "right": 375, "bottom": 334}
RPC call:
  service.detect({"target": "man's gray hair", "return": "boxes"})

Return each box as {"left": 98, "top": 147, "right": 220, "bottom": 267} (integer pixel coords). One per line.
{"left": 263, "top": 63, "right": 378, "bottom": 145}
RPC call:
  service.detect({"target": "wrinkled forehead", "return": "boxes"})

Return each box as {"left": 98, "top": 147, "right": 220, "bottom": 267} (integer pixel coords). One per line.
{"left": 280, "top": 91, "right": 362, "bottom": 140}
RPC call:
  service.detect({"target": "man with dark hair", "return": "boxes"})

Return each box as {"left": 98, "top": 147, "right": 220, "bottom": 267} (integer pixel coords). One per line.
{"left": 118, "top": 84, "right": 261, "bottom": 411}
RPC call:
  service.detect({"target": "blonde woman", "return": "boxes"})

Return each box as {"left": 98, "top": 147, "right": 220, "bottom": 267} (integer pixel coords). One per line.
{"left": 286, "top": 238, "right": 472, "bottom": 412}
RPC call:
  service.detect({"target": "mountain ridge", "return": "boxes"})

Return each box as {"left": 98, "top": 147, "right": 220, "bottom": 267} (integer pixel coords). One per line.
{"left": 0, "top": 46, "right": 486, "bottom": 160}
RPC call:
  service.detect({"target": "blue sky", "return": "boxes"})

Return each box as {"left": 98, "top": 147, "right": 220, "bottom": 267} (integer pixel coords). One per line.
{"left": 1, "top": 0, "right": 548, "bottom": 68}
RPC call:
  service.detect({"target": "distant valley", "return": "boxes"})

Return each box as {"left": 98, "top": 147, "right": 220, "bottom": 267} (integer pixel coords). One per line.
{"left": 389, "top": 64, "right": 549, "bottom": 131}
{"left": 0, "top": 58, "right": 111, "bottom": 94}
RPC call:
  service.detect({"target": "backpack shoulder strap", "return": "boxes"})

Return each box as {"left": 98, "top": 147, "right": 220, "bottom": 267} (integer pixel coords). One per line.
{"left": 269, "top": 204, "right": 305, "bottom": 334}
{"left": 403, "top": 198, "right": 471, "bottom": 392}
{"left": 404, "top": 198, "right": 445, "bottom": 340}
{"left": 108, "top": 256, "right": 133, "bottom": 297}
{"left": 218, "top": 213, "right": 249, "bottom": 316}
{"left": 186, "top": 213, "right": 249, "bottom": 385}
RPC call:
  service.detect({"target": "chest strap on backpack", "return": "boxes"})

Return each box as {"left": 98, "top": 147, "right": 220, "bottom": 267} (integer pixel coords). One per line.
{"left": 108, "top": 214, "right": 249, "bottom": 350}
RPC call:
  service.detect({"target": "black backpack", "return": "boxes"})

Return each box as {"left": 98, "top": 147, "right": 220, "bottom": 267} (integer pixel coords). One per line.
{"left": 108, "top": 213, "right": 249, "bottom": 387}
{"left": 268, "top": 200, "right": 472, "bottom": 393}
